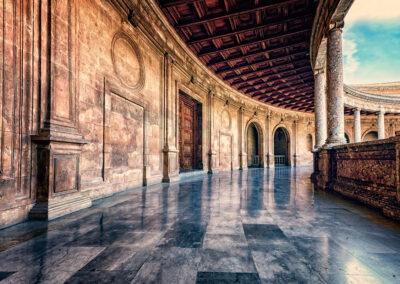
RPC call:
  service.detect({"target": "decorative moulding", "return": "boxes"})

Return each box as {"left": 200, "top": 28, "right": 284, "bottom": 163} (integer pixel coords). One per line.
{"left": 111, "top": 31, "right": 145, "bottom": 93}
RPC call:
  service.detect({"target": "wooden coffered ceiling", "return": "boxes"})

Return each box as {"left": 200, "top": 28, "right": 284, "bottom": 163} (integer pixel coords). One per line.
{"left": 157, "top": 0, "right": 317, "bottom": 112}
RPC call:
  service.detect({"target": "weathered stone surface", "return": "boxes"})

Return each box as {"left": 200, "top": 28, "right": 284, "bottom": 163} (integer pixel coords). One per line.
{"left": 313, "top": 137, "right": 400, "bottom": 221}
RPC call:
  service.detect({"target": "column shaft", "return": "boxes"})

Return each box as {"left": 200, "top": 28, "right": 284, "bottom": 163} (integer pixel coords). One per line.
{"left": 353, "top": 108, "right": 361, "bottom": 143}
{"left": 325, "top": 23, "right": 346, "bottom": 146}
{"left": 378, "top": 110, "right": 385, "bottom": 139}
{"left": 314, "top": 69, "right": 327, "bottom": 148}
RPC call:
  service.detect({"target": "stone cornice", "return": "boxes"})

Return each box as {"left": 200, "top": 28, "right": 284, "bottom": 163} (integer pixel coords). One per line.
{"left": 344, "top": 85, "right": 400, "bottom": 113}
{"left": 345, "top": 85, "right": 400, "bottom": 103}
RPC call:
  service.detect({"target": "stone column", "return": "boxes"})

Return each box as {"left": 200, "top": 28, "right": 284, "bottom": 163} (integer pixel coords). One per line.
{"left": 378, "top": 109, "right": 385, "bottom": 139}
{"left": 314, "top": 69, "right": 327, "bottom": 148}
{"left": 325, "top": 22, "right": 346, "bottom": 146}
{"left": 353, "top": 108, "right": 361, "bottom": 143}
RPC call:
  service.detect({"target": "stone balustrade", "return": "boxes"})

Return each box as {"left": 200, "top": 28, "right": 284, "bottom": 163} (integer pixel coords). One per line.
{"left": 312, "top": 133, "right": 400, "bottom": 220}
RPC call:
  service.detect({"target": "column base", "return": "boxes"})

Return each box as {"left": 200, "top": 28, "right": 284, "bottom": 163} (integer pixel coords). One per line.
{"left": 162, "top": 147, "right": 179, "bottom": 183}
{"left": 207, "top": 151, "right": 217, "bottom": 174}
{"left": 29, "top": 193, "right": 92, "bottom": 221}
{"left": 323, "top": 139, "right": 346, "bottom": 148}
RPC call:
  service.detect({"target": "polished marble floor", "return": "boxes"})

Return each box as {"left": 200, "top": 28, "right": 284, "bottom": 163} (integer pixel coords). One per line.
{"left": 1, "top": 167, "right": 400, "bottom": 283}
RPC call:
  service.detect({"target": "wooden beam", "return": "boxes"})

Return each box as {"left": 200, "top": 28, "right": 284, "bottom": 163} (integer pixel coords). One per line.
{"left": 176, "top": 0, "right": 300, "bottom": 28}
{"left": 224, "top": 58, "right": 308, "bottom": 81}
{"left": 233, "top": 65, "right": 310, "bottom": 87}
{"left": 250, "top": 83, "right": 305, "bottom": 97}
{"left": 188, "top": 14, "right": 312, "bottom": 45}
{"left": 207, "top": 41, "right": 307, "bottom": 67}
{"left": 251, "top": 81, "right": 307, "bottom": 97}
{"left": 216, "top": 51, "right": 308, "bottom": 76}
{"left": 250, "top": 79, "right": 313, "bottom": 95}
{"left": 161, "top": 0, "right": 199, "bottom": 8}
{"left": 198, "top": 28, "right": 311, "bottom": 57}
{"left": 239, "top": 68, "right": 311, "bottom": 90}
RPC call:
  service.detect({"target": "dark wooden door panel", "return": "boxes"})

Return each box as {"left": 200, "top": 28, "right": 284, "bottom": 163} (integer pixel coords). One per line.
{"left": 179, "top": 98, "right": 195, "bottom": 171}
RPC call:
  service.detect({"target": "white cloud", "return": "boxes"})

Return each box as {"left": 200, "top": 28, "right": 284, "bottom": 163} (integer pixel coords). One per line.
{"left": 346, "top": 0, "right": 400, "bottom": 25}
{"left": 343, "top": 37, "right": 359, "bottom": 83}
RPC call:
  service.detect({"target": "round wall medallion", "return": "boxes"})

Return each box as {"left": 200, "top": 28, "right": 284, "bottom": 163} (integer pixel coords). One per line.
{"left": 111, "top": 32, "right": 145, "bottom": 91}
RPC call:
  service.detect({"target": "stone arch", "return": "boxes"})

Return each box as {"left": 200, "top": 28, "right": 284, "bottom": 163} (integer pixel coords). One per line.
{"left": 272, "top": 125, "right": 291, "bottom": 166}
{"left": 363, "top": 130, "right": 379, "bottom": 142}
{"left": 245, "top": 120, "right": 264, "bottom": 168}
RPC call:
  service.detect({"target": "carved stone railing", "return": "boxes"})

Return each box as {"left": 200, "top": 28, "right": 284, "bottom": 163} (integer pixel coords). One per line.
{"left": 312, "top": 133, "right": 400, "bottom": 220}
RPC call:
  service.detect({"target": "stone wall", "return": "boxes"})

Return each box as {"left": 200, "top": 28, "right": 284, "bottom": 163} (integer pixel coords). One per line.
{"left": 313, "top": 135, "right": 400, "bottom": 220}
{"left": 0, "top": 0, "right": 398, "bottom": 228}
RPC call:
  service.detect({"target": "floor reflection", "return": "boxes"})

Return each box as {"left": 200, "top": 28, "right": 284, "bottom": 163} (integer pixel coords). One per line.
{"left": 0, "top": 167, "right": 399, "bottom": 283}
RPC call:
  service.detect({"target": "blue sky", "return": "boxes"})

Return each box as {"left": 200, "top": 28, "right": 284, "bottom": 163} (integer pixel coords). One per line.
{"left": 343, "top": 0, "right": 400, "bottom": 84}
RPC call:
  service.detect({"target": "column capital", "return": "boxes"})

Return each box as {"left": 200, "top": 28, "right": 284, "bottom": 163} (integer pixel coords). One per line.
{"left": 329, "top": 20, "right": 345, "bottom": 32}
{"left": 353, "top": 107, "right": 361, "bottom": 113}
{"left": 314, "top": 68, "right": 325, "bottom": 76}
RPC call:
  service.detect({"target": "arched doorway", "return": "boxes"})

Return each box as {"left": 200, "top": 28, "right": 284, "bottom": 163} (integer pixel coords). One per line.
{"left": 363, "top": 131, "right": 378, "bottom": 142}
{"left": 274, "top": 127, "right": 290, "bottom": 166}
{"left": 344, "top": 133, "right": 350, "bottom": 143}
{"left": 247, "top": 123, "right": 261, "bottom": 167}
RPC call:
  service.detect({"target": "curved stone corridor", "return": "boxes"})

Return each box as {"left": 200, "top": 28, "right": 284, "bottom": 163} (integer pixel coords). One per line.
{"left": 0, "top": 168, "right": 399, "bottom": 283}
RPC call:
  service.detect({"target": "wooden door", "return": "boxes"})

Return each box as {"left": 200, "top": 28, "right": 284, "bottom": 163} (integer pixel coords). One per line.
{"left": 179, "top": 97, "right": 195, "bottom": 171}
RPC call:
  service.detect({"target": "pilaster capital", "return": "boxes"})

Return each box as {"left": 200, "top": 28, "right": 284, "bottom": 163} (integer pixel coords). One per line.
{"left": 266, "top": 109, "right": 272, "bottom": 119}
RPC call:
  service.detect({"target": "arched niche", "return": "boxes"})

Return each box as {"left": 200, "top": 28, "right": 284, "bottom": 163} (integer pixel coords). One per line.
{"left": 273, "top": 126, "right": 290, "bottom": 166}
{"left": 245, "top": 121, "right": 264, "bottom": 168}
{"left": 363, "top": 131, "right": 378, "bottom": 142}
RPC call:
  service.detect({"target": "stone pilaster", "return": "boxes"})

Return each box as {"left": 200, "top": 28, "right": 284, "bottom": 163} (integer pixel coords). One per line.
{"left": 353, "top": 108, "right": 361, "bottom": 143}
{"left": 162, "top": 53, "right": 179, "bottom": 182}
{"left": 325, "top": 21, "right": 346, "bottom": 147}
{"left": 292, "top": 118, "right": 299, "bottom": 167}
{"left": 238, "top": 106, "right": 245, "bottom": 170}
{"left": 207, "top": 91, "right": 217, "bottom": 174}
{"left": 30, "top": 0, "right": 91, "bottom": 220}
{"left": 378, "top": 109, "right": 386, "bottom": 139}
{"left": 314, "top": 69, "right": 327, "bottom": 148}
{"left": 265, "top": 111, "right": 274, "bottom": 167}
